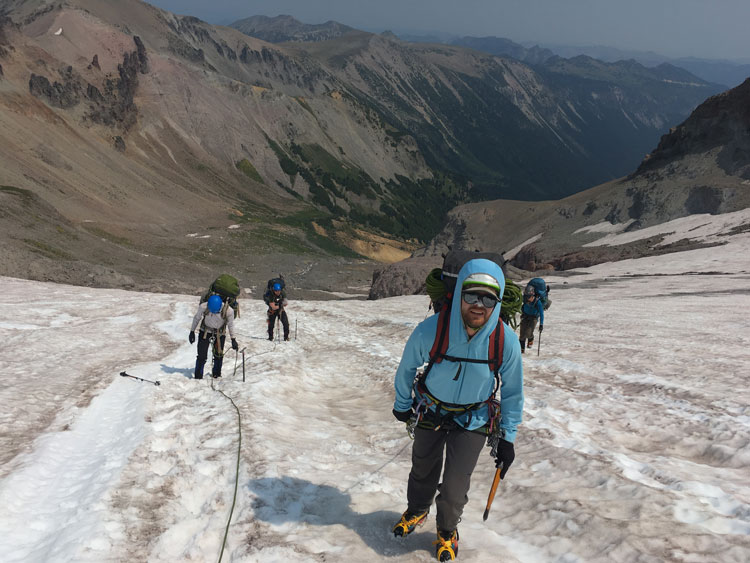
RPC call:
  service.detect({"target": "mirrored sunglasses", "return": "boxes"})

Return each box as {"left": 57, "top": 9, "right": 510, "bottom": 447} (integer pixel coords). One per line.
{"left": 462, "top": 291, "right": 498, "bottom": 308}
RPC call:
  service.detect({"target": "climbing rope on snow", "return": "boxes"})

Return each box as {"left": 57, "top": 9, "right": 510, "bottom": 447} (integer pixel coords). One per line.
{"left": 342, "top": 437, "right": 412, "bottom": 495}
{"left": 209, "top": 377, "right": 242, "bottom": 563}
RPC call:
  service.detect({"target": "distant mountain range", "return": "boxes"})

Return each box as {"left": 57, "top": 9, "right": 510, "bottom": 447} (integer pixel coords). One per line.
{"left": 230, "top": 15, "right": 354, "bottom": 44}
{"left": 402, "top": 32, "right": 750, "bottom": 89}
{"left": 534, "top": 43, "right": 750, "bottom": 89}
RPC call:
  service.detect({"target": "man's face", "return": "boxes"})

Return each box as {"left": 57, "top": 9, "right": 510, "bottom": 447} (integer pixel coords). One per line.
{"left": 460, "top": 289, "right": 497, "bottom": 330}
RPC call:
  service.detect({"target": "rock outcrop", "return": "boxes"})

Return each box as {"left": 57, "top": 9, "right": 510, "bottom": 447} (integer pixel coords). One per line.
{"left": 29, "top": 71, "right": 81, "bottom": 108}
{"left": 636, "top": 78, "right": 750, "bottom": 179}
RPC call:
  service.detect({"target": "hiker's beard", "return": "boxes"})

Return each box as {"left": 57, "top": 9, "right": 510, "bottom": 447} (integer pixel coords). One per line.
{"left": 461, "top": 305, "right": 492, "bottom": 332}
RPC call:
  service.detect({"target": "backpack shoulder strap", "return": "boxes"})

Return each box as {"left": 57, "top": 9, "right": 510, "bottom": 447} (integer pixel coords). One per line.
{"left": 429, "top": 304, "right": 451, "bottom": 363}
{"left": 488, "top": 321, "right": 505, "bottom": 395}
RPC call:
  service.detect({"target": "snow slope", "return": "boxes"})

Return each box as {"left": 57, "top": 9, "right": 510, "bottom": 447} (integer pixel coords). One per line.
{"left": 1, "top": 217, "right": 749, "bottom": 562}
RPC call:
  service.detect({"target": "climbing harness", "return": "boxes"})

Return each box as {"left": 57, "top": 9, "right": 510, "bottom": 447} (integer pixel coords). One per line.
{"left": 410, "top": 306, "right": 505, "bottom": 433}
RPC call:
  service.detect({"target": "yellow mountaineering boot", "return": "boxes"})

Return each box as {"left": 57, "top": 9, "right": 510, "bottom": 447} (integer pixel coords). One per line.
{"left": 434, "top": 528, "right": 459, "bottom": 561}
{"left": 392, "top": 509, "right": 429, "bottom": 537}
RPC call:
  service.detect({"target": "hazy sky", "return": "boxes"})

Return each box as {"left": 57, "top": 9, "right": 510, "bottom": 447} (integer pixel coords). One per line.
{"left": 146, "top": 0, "right": 750, "bottom": 61}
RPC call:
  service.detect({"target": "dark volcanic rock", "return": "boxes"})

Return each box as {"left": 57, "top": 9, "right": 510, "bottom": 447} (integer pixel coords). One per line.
{"left": 167, "top": 33, "right": 204, "bottom": 63}
{"left": 29, "top": 73, "right": 81, "bottom": 108}
{"left": 133, "top": 36, "right": 148, "bottom": 73}
{"left": 368, "top": 255, "right": 438, "bottom": 299}
{"left": 684, "top": 185, "right": 723, "bottom": 214}
{"left": 87, "top": 38, "right": 145, "bottom": 130}
{"left": 636, "top": 78, "right": 750, "bottom": 177}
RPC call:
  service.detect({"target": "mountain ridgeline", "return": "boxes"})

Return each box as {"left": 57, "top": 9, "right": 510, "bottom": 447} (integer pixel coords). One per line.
{"left": 0, "top": 3, "right": 728, "bottom": 293}
{"left": 230, "top": 15, "right": 721, "bottom": 205}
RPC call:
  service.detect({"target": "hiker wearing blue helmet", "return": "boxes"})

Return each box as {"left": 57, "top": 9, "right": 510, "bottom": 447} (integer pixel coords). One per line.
{"left": 189, "top": 293, "right": 238, "bottom": 379}
{"left": 263, "top": 277, "right": 289, "bottom": 341}
{"left": 391, "top": 259, "right": 523, "bottom": 561}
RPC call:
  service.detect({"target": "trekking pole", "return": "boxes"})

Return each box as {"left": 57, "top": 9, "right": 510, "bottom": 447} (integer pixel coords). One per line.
{"left": 537, "top": 330, "right": 542, "bottom": 357}
{"left": 294, "top": 317, "right": 298, "bottom": 341}
{"left": 119, "top": 371, "right": 160, "bottom": 386}
{"left": 242, "top": 349, "right": 246, "bottom": 382}
{"left": 483, "top": 468, "right": 502, "bottom": 521}
{"left": 232, "top": 347, "right": 246, "bottom": 379}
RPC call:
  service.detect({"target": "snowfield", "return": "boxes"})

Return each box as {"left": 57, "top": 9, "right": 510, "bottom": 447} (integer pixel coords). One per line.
{"left": 1, "top": 225, "right": 749, "bottom": 562}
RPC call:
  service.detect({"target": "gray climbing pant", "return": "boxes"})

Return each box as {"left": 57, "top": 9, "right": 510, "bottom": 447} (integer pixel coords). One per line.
{"left": 519, "top": 314, "right": 538, "bottom": 342}
{"left": 407, "top": 426, "right": 487, "bottom": 532}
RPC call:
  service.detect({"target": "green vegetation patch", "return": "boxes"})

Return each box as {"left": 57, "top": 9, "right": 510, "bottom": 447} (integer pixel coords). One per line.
{"left": 236, "top": 158, "right": 264, "bottom": 184}
{"left": 352, "top": 172, "right": 465, "bottom": 242}
{"left": 82, "top": 225, "right": 134, "bottom": 247}
{"left": 22, "top": 239, "right": 73, "bottom": 260}
{"left": 291, "top": 142, "right": 379, "bottom": 200}
{"left": 266, "top": 136, "right": 299, "bottom": 178}
{"left": 241, "top": 226, "right": 314, "bottom": 255}
{"left": 278, "top": 209, "right": 363, "bottom": 258}
{"left": 295, "top": 96, "right": 315, "bottom": 116}
{"left": 1, "top": 185, "right": 36, "bottom": 206}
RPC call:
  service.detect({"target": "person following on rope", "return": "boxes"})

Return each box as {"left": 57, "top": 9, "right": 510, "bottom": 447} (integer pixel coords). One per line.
{"left": 518, "top": 281, "right": 546, "bottom": 354}
{"left": 189, "top": 294, "right": 238, "bottom": 379}
{"left": 391, "top": 259, "right": 524, "bottom": 562}
{"left": 263, "top": 279, "right": 290, "bottom": 341}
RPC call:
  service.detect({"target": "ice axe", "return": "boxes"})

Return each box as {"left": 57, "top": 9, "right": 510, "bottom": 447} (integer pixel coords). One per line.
{"left": 120, "top": 371, "right": 160, "bottom": 386}
{"left": 537, "top": 330, "right": 542, "bottom": 356}
{"left": 483, "top": 468, "right": 502, "bottom": 521}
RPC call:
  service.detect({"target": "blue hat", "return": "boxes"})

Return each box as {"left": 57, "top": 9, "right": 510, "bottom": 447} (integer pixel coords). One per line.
{"left": 272, "top": 282, "right": 282, "bottom": 291}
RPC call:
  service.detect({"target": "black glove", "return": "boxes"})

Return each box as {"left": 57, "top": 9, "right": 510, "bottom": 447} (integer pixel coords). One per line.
{"left": 494, "top": 438, "right": 515, "bottom": 479}
{"left": 539, "top": 324, "right": 544, "bottom": 333}
{"left": 189, "top": 331, "right": 195, "bottom": 344}
{"left": 231, "top": 338, "right": 238, "bottom": 351}
{"left": 392, "top": 408, "right": 413, "bottom": 423}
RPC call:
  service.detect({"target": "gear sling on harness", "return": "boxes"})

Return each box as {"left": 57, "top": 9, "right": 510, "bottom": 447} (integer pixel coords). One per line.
{"left": 413, "top": 303, "right": 505, "bottom": 433}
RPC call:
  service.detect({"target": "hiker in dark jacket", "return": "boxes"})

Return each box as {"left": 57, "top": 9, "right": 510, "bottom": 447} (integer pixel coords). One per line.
{"left": 519, "top": 287, "right": 544, "bottom": 353}
{"left": 189, "top": 294, "right": 237, "bottom": 379}
{"left": 263, "top": 282, "right": 289, "bottom": 341}
{"left": 391, "top": 259, "right": 523, "bottom": 561}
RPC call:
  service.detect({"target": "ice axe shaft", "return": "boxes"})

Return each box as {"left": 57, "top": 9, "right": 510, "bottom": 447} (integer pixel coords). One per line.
{"left": 483, "top": 468, "right": 502, "bottom": 521}
{"left": 120, "top": 371, "right": 160, "bottom": 386}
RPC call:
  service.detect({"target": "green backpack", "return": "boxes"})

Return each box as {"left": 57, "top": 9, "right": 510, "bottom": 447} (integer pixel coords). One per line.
{"left": 200, "top": 274, "right": 240, "bottom": 318}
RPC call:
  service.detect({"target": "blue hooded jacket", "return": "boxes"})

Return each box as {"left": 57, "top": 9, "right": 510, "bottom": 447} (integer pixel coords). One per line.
{"left": 393, "top": 259, "right": 524, "bottom": 442}
{"left": 521, "top": 298, "right": 545, "bottom": 325}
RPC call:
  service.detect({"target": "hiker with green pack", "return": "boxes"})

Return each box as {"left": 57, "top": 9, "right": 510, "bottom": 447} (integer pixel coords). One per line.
{"left": 189, "top": 275, "right": 240, "bottom": 379}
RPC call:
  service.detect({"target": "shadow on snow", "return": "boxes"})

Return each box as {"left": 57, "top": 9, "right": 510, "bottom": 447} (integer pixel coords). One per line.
{"left": 247, "top": 476, "right": 435, "bottom": 558}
